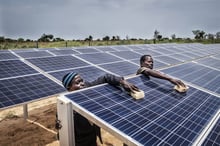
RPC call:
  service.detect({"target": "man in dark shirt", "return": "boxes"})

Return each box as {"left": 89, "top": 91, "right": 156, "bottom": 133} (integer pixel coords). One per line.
{"left": 61, "top": 72, "right": 139, "bottom": 146}
{"left": 137, "top": 55, "right": 186, "bottom": 87}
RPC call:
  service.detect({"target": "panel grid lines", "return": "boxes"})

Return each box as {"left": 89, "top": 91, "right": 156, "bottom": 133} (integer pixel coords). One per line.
{"left": 65, "top": 76, "right": 220, "bottom": 145}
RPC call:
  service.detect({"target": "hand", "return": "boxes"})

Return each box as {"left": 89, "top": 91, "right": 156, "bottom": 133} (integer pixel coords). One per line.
{"left": 170, "top": 78, "right": 186, "bottom": 87}
{"left": 120, "top": 80, "right": 140, "bottom": 93}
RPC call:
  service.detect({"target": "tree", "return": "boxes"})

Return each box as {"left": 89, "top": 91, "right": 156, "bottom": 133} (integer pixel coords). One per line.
{"left": 102, "top": 36, "right": 110, "bottom": 45}
{"left": 171, "top": 34, "right": 176, "bottom": 40}
{"left": 153, "top": 30, "right": 160, "bottom": 43}
{"left": 18, "top": 38, "right": 24, "bottom": 42}
{"left": 216, "top": 32, "right": 220, "bottom": 39}
{"left": 0, "top": 36, "right": 5, "bottom": 42}
{"left": 38, "top": 34, "right": 54, "bottom": 42}
{"left": 192, "top": 30, "right": 205, "bottom": 39}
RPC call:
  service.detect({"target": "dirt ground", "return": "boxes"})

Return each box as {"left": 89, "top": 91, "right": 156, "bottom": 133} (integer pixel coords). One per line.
{"left": 0, "top": 96, "right": 123, "bottom": 146}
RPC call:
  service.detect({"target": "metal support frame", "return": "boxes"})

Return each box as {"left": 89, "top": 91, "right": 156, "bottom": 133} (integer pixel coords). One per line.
{"left": 57, "top": 95, "right": 75, "bottom": 146}
{"left": 23, "top": 104, "right": 28, "bottom": 120}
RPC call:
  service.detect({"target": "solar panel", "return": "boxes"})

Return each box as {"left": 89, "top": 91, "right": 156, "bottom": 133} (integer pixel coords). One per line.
{"left": 16, "top": 50, "right": 53, "bottom": 58}
{"left": 49, "top": 49, "right": 79, "bottom": 55}
{"left": 77, "top": 52, "right": 121, "bottom": 64}
{"left": 169, "top": 53, "right": 193, "bottom": 62}
{"left": 0, "top": 52, "right": 19, "bottom": 61}
{"left": 74, "top": 47, "right": 100, "bottom": 54}
{"left": 201, "top": 115, "right": 220, "bottom": 146}
{"left": 161, "top": 62, "right": 220, "bottom": 94}
{"left": 110, "top": 50, "right": 141, "bottom": 60}
{"left": 0, "top": 74, "right": 65, "bottom": 109}
{"left": 99, "top": 61, "right": 139, "bottom": 76}
{"left": 112, "top": 46, "right": 131, "bottom": 51}
{"left": 49, "top": 66, "right": 108, "bottom": 82}
{"left": 135, "top": 49, "right": 162, "bottom": 57}
{"left": 27, "top": 55, "right": 90, "bottom": 72}
{"left": 0, "top": 60, "right": 38, "bottom": 79}
{"left": 196, "top": 57, "right": 220, "bottom": 70}
{"left": 95, "top": 46, "right": 116, "bottom": 52}
{"left": 60, "top": 75, "right": 220, "bottom": 145}
{"left": 154, "top": 55, "right": 183, "bottom": 65}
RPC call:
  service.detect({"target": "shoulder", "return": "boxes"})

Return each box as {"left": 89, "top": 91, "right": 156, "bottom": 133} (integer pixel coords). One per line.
{"left": 136, "top": 67, "right": 148, "bottom": 75}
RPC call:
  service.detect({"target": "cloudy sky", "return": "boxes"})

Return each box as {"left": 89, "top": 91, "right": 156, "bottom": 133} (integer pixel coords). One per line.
{"left": 0, "top": 0, "right": 219, "bottom": 40}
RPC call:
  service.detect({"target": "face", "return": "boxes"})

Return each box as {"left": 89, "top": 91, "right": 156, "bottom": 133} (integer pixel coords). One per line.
{"left": 68, "top": 75, "right": 85, "bottom": 91}
{"left": 141, "top": 56, "right": 153, "bottom": 69}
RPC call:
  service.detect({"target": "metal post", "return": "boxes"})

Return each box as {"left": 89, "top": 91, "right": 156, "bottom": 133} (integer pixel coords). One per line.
{"left": 23, "top": 104, "right": 28, "bottom": 120}
{"left": 57, "top": 96, "right": 75, "bottom": 146}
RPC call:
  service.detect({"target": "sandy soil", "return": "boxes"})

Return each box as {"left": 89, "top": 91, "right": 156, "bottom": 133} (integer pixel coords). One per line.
{"left": 0, "top": 96, "right": 123, "bottom": 146}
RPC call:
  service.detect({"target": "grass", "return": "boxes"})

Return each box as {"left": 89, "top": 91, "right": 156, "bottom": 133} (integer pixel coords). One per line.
{"left": 0, "top": 39, "right": 219, "bottom": 50}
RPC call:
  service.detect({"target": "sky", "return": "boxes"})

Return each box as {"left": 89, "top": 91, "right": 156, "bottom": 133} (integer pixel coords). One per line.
{"left": 0, "top": 0, "right": 219, "bottom": 40}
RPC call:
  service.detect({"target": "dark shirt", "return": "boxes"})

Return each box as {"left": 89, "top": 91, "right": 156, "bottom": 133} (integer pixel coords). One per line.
{"left": 74, "top": 74, "right": 123, "bottom": 146}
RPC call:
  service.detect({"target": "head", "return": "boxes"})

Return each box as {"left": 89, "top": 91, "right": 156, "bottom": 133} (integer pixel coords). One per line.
{"left": 62, "top": 72, "right": 85, "bottom": 91}
{"left": 140, "top": 55, "right": 153, "bottom": 69}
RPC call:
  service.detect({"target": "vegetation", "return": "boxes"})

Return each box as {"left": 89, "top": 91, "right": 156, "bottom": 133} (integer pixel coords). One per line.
{"left": 0, "top": 30, "right": 220, "bottom": 50}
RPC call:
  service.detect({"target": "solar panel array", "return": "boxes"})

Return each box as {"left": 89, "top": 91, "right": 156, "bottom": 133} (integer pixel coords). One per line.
{"left": 1, "top": 43, "right": 220, "bottom": 145}
{"left": 63, "top": 76, "right": 220, "bottom": 145}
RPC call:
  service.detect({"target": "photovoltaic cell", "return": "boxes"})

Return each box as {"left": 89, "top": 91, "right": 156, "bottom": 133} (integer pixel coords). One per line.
{"left": 49, "top": 49, "right": 79, "bottom": 55}
{"left": 135, "top": 49, "right": 162, "bottom": 57}
{"left": 110, "top": 50, "right": 141, "bottom": 60}
{"left": 0, "top": 52, "right": 19, "bottom": 61}
{"left": 77, "top": 52, "right": 121, "bottom": 64}
{"left": 95, "top": 46, "right": 116, "bottom": 52}
{"left": 161, "top": 62, "right": 220, "bottom": 94}
{"left": 99, "top": 61, "right": 139, "bottom": 76}
{"left": 0, "top": 60, "right": 38, "bottom": 79}
{"left": 0, "top": 74, "right": 65, "bottom": 109}
{"left": 49, "top": 66, "right": 108, "bottom": 82}
{"left": 64, "top": 76, "right": 220, "bottom": 145}
{"left": 27, "top": 55, "right": 90, "bottom": 72}
{"left": 202, "top": 116, "right": 220, "bottom": 146}
{"left": 16, "top": 50, "right": 53, "bottom": 58}
{"left": 196, "top": 57, "right": 220, "bottom": 70}
{"left": 74, "top": 47, "right": 100, "bottom": 54}
{"left": 154, "top": 55, "right": 182, "bottom": 65}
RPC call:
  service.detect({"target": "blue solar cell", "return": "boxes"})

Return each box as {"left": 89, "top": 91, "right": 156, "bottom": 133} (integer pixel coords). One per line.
{"left": 27, "top": 55, "right": 90, "bottom": 72}
{"left": 74, "top": 47, "right": 100, "bottom": 54}
{"left": 64, "top": 75, "right": 220, "bottom": 145}
{"left": 77, "top": 52, "right": 121, "bottom": 64}
{"left": 161, "top": 62, "right": 220, "bottom": 94}
{"left": 49, "top": 49, "right": 79, "bottom": 55}
{"left": 112, "top": 46, "right": 130, "bottom": 51}
{"left": 0, "top": 74, "right": 65, "bottom": 109}
{"left": 99, "top": 61, "right": 139, "bottom": 76}
{"left": 154, "top": 55, "right": 182, "bottom": 65}
{"left": 49, "top": 66, "right": 108, "bottom": 82}
{"left": 197, "top": 57, "right": 220, "bottom": 70}
{"left": 135, "top": 49, "right": 162, "bottom": 57}
{"left": 202, "top": 117, "right": 220, "bottom": 146}
{"left": 110, "top": 50, "right": 141, "bottom": 60}
{"left": 0, "top": 52, "right": 19, "bottom": 60}
{"left": 16, "top": 51, "right": 53, "bottom": 58}
{"left": 95, "top": 46, "right": 116, "bottom": 52}
{"left": 0, "top": 60, "right": 38, "bottom": 79}
{"left": 169, "top": 53, "right": 193, "bottom": 62}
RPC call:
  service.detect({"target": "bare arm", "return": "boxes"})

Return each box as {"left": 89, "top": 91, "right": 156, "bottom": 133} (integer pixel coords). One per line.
{"left": 143, "top": 68, "right": 186, "bottom": 87}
